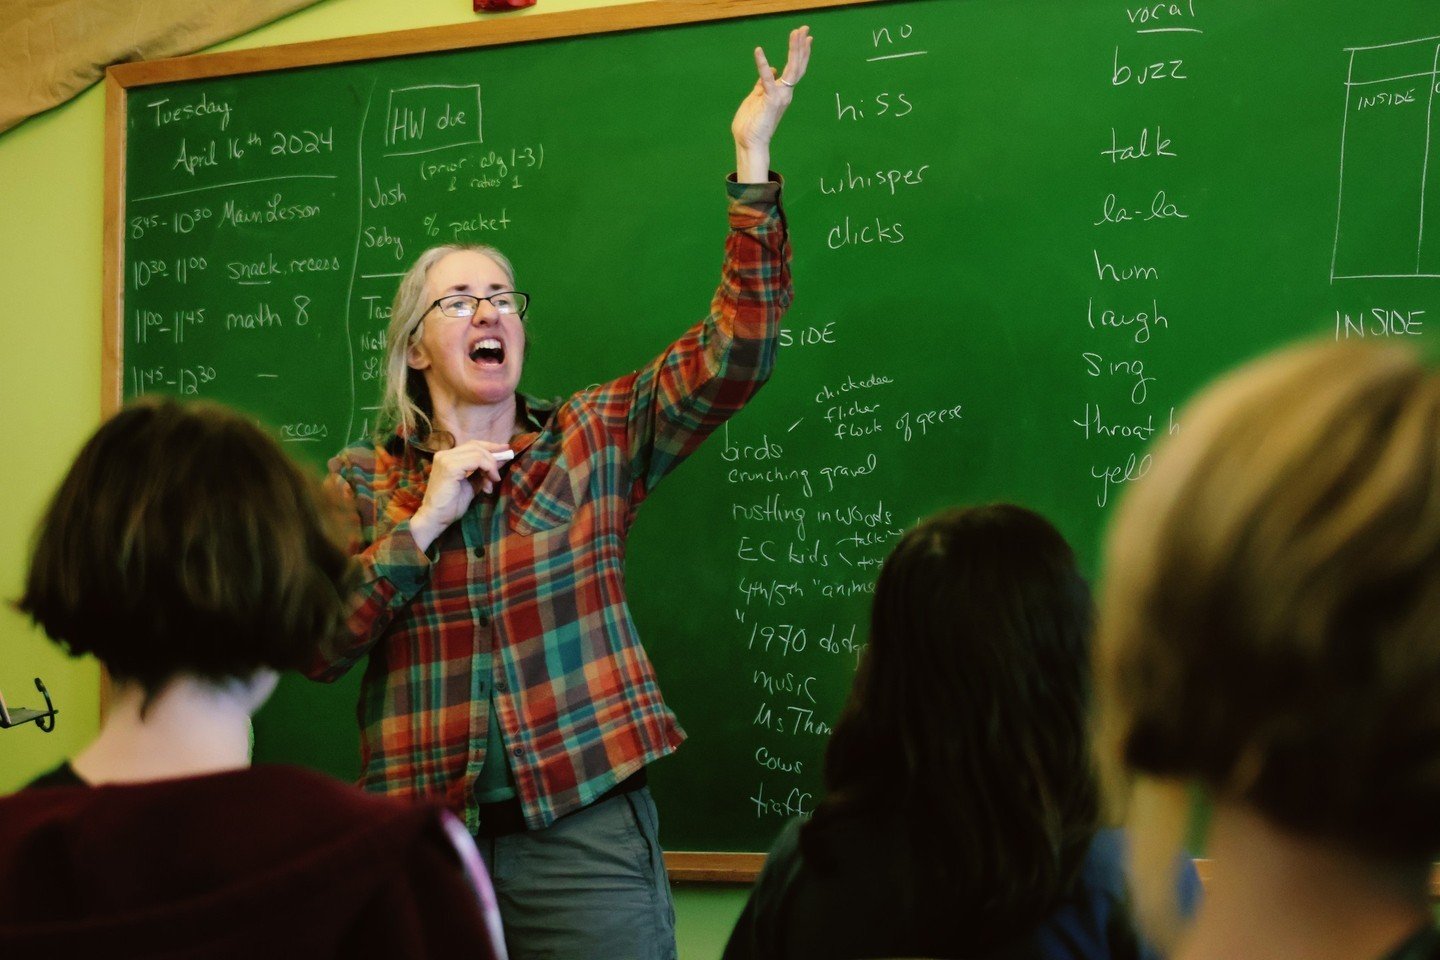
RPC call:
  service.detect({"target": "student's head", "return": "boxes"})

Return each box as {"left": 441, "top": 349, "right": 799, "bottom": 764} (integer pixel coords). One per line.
{"left": 808, "top": 504, "right": 1098, "bottom": 947}
{"left": 1098, "top": 341, "right": 1440, "bottom": 913}
{"left": 18, "top": 398, "right": 353, "bottom": 702}
{"left": 380, "top": 243, "right": 523, "bottom": 446}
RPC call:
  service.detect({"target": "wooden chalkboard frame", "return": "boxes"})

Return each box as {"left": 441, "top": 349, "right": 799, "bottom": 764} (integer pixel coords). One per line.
{"left": 98, "top": 0, "right": 1440, "bottom": 895}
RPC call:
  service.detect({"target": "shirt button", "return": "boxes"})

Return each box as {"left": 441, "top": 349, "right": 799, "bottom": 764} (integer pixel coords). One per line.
{"left": 496, "top": 680, "right": 507, "bottom": 692}
{"left": 512, "top": 747, "right": 522, "bottom": 759}
{"left": 473, "top": 545, "right": 485, "bottom": 558}
{"left": 479, "top": 614, "right": 491, "bottom": 628}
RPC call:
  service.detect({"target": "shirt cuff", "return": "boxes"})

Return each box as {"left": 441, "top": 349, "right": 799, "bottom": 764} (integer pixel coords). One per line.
{"left": 728, "top": 174, "right": 783, "bottom": 228}
{"left": 727, "top": 172, "right": 783, "bottom": 203}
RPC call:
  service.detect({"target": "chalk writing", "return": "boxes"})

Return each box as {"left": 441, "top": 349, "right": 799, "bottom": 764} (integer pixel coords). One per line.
{"left": 1334, "top": 308, "right": 1426, "bottom": 340}
{"left": 368, "top": 179, "right": 408, "bottom": 208}
{"left": 814, "top": 372, "right": 894, "bottom": 403}
{"left": 819, "top": 162, "right": 931, "bottom": 196}
{"left": 827, "top": 215, "right": 906, "bottom": 248}
{"left": 722, "top": 425, "right": 785, "bottom": 462}
{"left": 896, "top": 403, "right": 963, "bottom": 441}
{"left": 1094, "top": 251, "right": 1160, "bottom": 281}
{"left": 1092, "top": 452, "right": 1153, "bottom": 508}
{"left": 780, "top": 323, "right": 839, "bottom": 347}
{"left": 270, "top": 127, "right": 334, "bottom": 156}
{"left": 754, "top": 747, "right": 805, "bottom": 775}
{"left": 814, "top": 500, "right": 894, "bottom": 530}
{"left": 1126, "top": 1, "right": 1199, "bottom": 31}
{"left": 834, "top": 91, "right": 915, "bottom": 122}
{"left": 148, "top": 94, "right": 233, "bottom": 130}
{"left": 1357, "top": 88, "right": 1419, "bottom": 111}
{"left": 1101, "top": 125, "right": 1177, "bottom": 163}
{"left": 363, "top": 225, "right": 406, "bottom": 260}
{"left": 1111, "top": 49, "right": 1188, "bottom": 86}
{"left": 731, "top": 495, "right": 808, "bottom": 540}
{"left": 817, "top": 453, "right": 879, "bottom": 492}
{"left": 1332, "top": 36, "right": 1440, "bottom": 280}
{"left": 1093, "top": 189, "right": 1189, "bottom": 226}
{"left": 280, "top": 421, "right": 330, "bottom": 442}
{"left": 172, "top": 139, "right": 222, "bottom": 176}
{"left": 170, "top": 206, "right": 214, "bottom": 234}
{"left": 739, "top": 577, "right": 806, "bottom": 607}
{"left": 225, "top": 255, "right": 340, "bottom": 281}
{"left": 1082, "top": 352, "right": 1154, "bottom": 404}
{"left": 727, "top": 466, "right": 814, "bottom": 498}
{"left": 447, "top": 207, "right": 512, "bottom": 240}
{"left": 220, "top": 194, "right": 323, "bottom": 228}
{"left": 384, "top": 84, "right": 484, "bottom": 157}
{"left": 225, "top": 302, "right": 285, "bottom": 331}
{"left": 1072, "top": 403, "right": 1157, "bottom": 440}
{"left": 748, "top": 781, "right": 813, "bottom": 819}
{"left": 128, "top": 365, "right": 219, "bottom": 398}
{"left": 1087, "top": 298, "right": 1168, "bottom": 343}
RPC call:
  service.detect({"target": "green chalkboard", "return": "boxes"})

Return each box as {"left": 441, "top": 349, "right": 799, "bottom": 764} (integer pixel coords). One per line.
{"left": 112, "top": 0, "right": 1440, "bottom": 861}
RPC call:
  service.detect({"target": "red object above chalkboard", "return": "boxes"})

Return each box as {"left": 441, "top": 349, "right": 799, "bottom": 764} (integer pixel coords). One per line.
{"left": 475, "top": 0, "right": 535, "bottom": 11}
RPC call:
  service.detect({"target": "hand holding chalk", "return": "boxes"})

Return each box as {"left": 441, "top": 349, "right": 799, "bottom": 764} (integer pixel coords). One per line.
{"left": 410, "top": 440, "right": 514, "bottom": 551}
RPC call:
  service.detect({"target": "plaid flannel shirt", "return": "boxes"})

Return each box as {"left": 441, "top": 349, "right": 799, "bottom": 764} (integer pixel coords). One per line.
{"left": 312, "top": 178, "right": 792, "bottom": 830}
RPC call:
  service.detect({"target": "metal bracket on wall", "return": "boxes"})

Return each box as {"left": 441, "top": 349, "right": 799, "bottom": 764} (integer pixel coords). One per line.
{"left": 0, "top": 678, "right": 57, "bottom": 732}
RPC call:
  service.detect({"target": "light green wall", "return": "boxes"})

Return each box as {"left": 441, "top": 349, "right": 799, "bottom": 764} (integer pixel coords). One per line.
{"left": 0, "top": 53, "right": 107, "bottom": 790}
{"left": 0, "top": 1, "right": 748, "bottom": 955}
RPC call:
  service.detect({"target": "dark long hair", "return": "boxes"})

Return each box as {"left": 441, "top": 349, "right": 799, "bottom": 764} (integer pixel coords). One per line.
{"left": 803, "top": 504, "right": 1099, "bottom": 953}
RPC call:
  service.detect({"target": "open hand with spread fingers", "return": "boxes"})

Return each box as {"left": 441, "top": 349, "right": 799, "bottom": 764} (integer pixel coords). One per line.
{"left": 732, "top": 25, "right": 813, "bottom": 182}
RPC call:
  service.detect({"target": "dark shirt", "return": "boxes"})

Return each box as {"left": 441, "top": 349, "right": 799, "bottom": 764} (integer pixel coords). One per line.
{"left": 724, "top": 821, "right": 1200, "bottom": 960}
{"left": 24, "top": 761, "right": 85, "bottom": 789}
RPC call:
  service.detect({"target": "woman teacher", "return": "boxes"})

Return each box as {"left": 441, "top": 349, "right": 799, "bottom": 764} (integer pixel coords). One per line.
{"left": 311, "top": 27, "right": 812, "bottom": 960}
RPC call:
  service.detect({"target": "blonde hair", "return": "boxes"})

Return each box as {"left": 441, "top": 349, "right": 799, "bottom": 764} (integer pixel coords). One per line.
{"left": 1096, "top": 341, "right": 1440, "bottom": 935}
{"left": 377, "top": 243, "right": 517, "bottom": 446}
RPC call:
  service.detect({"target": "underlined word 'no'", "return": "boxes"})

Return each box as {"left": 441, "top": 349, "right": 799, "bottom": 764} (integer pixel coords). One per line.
{"left": 868, "top": 22, "right": 927, "bottom": 63}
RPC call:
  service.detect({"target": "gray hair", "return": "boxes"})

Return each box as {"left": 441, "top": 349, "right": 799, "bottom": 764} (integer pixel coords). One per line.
{"left": 376, "top": 244, "right": 517, "bottom": 446}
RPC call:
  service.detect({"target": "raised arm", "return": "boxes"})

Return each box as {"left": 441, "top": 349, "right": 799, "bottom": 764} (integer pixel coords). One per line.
{"left": 610, "top": 27, "right": 812, "bottom": 497}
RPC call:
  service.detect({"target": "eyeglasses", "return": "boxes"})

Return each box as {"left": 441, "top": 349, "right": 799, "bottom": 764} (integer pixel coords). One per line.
{"left": 425, "top": 291, "right": 530, "bottom": 321}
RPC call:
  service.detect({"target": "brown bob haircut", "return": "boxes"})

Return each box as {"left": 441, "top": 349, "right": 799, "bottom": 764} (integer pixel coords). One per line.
{"left": 1099, "top": 341, "right": 1440, "bottom": 874}
{"left": 18, "top": 398, "right": 354, "bottom": 693}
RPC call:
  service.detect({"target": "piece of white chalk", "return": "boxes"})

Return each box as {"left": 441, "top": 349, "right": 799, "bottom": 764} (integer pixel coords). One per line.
{"left": 493, "top": 449, "right": 515, "bottom": 463}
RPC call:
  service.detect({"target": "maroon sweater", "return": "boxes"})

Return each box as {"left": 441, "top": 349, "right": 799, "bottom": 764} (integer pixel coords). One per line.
{"left": 0, "top": 765, "right": 502, "bottom": 958}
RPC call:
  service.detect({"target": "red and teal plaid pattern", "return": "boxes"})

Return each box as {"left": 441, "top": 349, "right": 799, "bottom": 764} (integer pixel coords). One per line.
{"left": 312, "top": 179, "right": 792, "bottom": 830}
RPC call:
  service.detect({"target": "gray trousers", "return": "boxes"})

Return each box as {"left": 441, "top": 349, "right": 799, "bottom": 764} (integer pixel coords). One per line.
{"left": 476, "top": 787, "right": 677, "bottom": 960}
